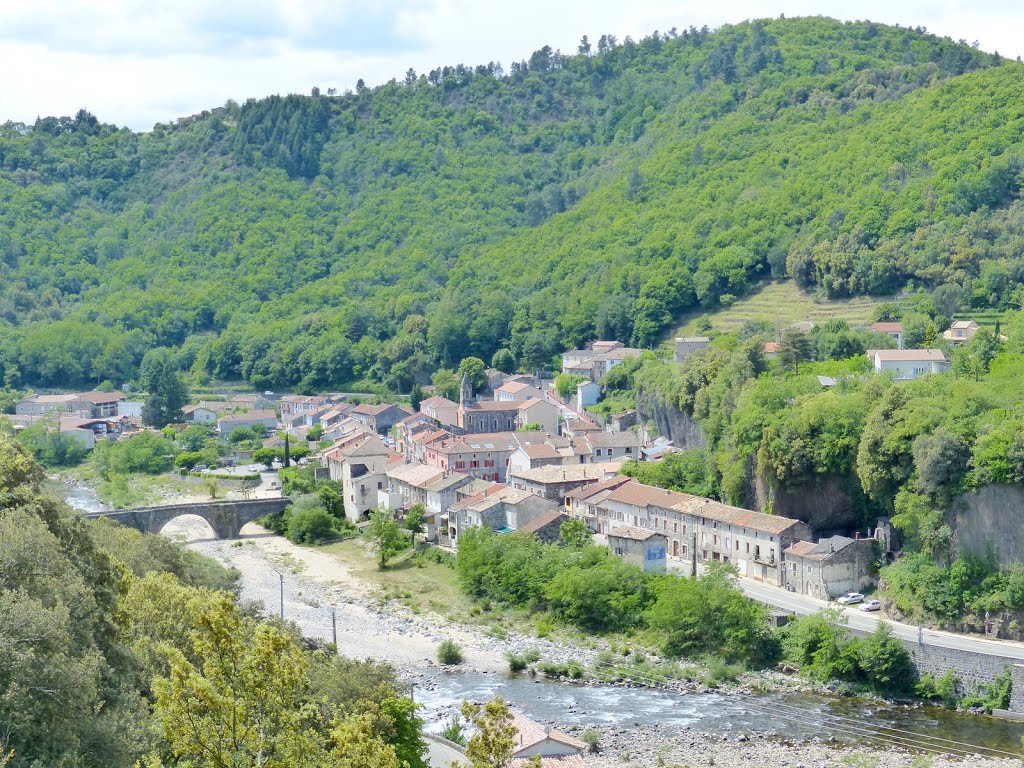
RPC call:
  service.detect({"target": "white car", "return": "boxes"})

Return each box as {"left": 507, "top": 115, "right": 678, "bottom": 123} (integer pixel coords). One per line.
{"left": 859, "top": 599, "right": 883, "bottom": 612}
{"left": 837, "top": 592, "right": 865, "bottom": 605}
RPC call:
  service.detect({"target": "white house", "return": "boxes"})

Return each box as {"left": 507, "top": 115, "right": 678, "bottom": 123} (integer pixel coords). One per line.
{"left": 870, "top": 349, "right": 950, "bottom": 380}
{"left": 576, "top": 380, "right": 601, "bottom": 408}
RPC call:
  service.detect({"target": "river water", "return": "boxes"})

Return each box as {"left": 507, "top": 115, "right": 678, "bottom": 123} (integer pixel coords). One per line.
{"left": 61, "top": 481, "right": 1024, "bottom": 757}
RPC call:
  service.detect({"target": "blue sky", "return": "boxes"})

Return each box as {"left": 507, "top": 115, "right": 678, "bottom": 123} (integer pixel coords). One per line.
{"left": 0, "top": 0, "right": 1019, "bottom": 131}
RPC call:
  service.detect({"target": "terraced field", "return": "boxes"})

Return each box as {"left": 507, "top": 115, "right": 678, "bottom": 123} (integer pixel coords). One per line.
{"left": 671, "top": 281, "right": 890, "bottom": 338}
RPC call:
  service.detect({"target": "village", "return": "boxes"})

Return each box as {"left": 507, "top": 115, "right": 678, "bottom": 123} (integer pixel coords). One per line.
{"left": 10, "top": 314, "right": 995, "bottom": 609}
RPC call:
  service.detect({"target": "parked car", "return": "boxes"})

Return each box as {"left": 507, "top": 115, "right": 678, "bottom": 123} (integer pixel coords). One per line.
{"left": 859, "top": 599, "right": 883, "bottom": 612}
{"left": 837, "top": 592, "right": 865, "bottom": 605}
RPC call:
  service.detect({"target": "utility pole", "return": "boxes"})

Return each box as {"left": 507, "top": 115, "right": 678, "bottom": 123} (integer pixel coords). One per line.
{"left": 691, "top": 531, "right": 698, "bottom": 578}
{"left": 272, "top": 568, "right": 284, "bottom": 620}
{"left": 330, "top": 603, "right": 338, "bottom": 652}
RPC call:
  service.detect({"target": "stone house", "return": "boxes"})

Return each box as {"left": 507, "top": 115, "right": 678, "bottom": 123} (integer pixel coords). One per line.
{"left": 674, "top": 336, "right": 710, "bottom": 362}
{"left": 507, "top": 462, "right": 621, "bottom": 503}
{"left": 870, "top": 349, "right": 950, "bottom": 380}
{"left": 583, "top": 430, "right": 642, "bottom": 462}
{"left": 349, "top": 402, "right": 413, "bottom": 435}
{"left": 216, "top": 409, "right": 278, "bottom": 437}
{"left": 335, "top": 436, "right": 398, "bottom": 522}
{"left": 494, "top": 381, "right": 546, "bottom": 402}
{"left": 384, "top": 462, "right": 445, "bottom": 509}
{"left": 516, "top": 398, "right": 560, "bottom": 434}
{"left": 447, "top": 486, "right": 558, "bottom": 542}
{"left": 564, "top": 475, "right": 634, "bottom": 529}
{"left": 607, "top": 526, "right": 668, "bottom": 572}
{"left": 783, "top": 535, "right": 878, "bottom": 599}
{"left": 560, "top": 340, "right": 643, "bottom": 383}
{"left": 519, "top": 509, "right": 571, "bottom": 544}
{"left": 279, "top": 395, "right": 327, "bottom": 420}
{"left": 419, "top": 395, "right": 460, "bottom": 427}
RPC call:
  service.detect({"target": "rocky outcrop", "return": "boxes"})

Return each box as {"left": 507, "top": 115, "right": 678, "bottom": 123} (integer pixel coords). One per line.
{"left": 753, "top": 472, "right": 869, "bottom": 536}
{"left": 956, "top": 484, "right": 1024, "bottom": 568}
{"left": 635, "top": 390, "right": 707, "bottom": 450}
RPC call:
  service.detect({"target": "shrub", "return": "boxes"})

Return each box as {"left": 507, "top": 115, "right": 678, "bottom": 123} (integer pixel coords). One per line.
{"left": 581, "top": 730, "right": 601, "bottom": 753}
{"left": 285, "top": 508, "right": 339, "bottom": 544}
{"left": 507, "top": 653, "right": 528, "bottom": 673}
{"left": 439, "top": 713, "right": 466, "bottom": 746}
{"left": 437, "top": 639, "right": 463, "bottom": 665}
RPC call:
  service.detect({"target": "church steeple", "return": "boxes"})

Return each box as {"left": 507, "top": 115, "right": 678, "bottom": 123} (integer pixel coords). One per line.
{"left": 459, "top": 371, "right": 473, "bottom": 407}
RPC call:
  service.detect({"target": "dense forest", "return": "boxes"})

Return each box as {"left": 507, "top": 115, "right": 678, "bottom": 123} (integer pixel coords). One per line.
{"left": 0, "top": 17, "right": 1020, "bottom": 392}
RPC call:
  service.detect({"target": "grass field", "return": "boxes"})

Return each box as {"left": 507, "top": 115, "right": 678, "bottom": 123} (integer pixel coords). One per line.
{"left": 670, "top": 281, "right": 890, "bottom": 338}
{"left": 319, "top": 538, "right": 467, "bottom": 617}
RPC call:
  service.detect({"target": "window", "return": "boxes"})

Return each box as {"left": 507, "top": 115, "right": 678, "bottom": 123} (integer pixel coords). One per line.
{"left": 713, "top": 535, "right": 718, "bottom": 545}
{"left": 377, "top": 482, "right": 382, "bottom": 489}
{"left": 674, "top": 523, "right": 679, "bottom": 533}
{"left": 596, "top": 449, "right": 602, "bottom": 456}
{"left": 735, "top": 541, "right": 740, "bottom": 551}
{"left": 471, "top": 460, "right": 479, "bottom": 468}
{"left": 455, "top": 461, "right": 466, "bottom": 469}
{"left": 746, "top": 543, "right": 750, "bottom": 553}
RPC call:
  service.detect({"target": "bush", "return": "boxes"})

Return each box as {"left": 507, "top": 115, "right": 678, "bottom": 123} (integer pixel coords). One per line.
{"left": 285, "top": 508, "right": 339, "bottom": 544}
{"left": 858, "top": 623, "right": 917, "bottom": 696}
{"left": 439, "top": 714, "right": 466, "bottom": 746}
{"left": 507, "top": 653, "right": 528, "bottom": 673}
{"left": 581, "top": 730, "right": 601, "bottom": 753}
{"left": 437, "top": 639, "right": 463, "bottom": 665}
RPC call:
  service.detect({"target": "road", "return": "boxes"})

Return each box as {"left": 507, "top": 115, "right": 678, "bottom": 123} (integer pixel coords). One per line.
{"left": 668, "top": 558, "right": 1024, "bottom": 661}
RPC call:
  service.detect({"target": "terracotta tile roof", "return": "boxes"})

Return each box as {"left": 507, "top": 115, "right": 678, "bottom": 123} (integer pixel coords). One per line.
{"left": 511, "top": 757, "right": 586, "bottom": 768}
{"left": 872, "top": 348, "right": 947, "bottom": 362}
{"left": 682, "top": 498, "right": 805, "bottom": 536}
{"left": 764, "top": 342, "right": 780, "bottom": 353}
{"left": 464, "top": 400, "right": 520, "bottom": 412}
{"left": 218, "top": 409, "right": 277, "bottom": 423}
{"left": 608, "top": 525, "right": 664, "bottom": 542}
{"left": 584, "top": 431, "right": 642, "bottom": 449}
{"left": 340, "top": 435, "right": 393, "bottom": 458}
{"left": 870, "top": 322, "right": 902, "bottom": 333}
{"left": 420, "top": 396, "right": 458, "bottom": 409}
{"left": 73, "top": 390, "right": 126, "bottom": 404}
{"left": 605, "top": 480, "right": 694, "bottom": 510}
{"left": 519, "top": 509, "right": 569, "bottom": 533}
{"left": 386, "top": 462, "right": 444, "bottom": 488}
{"left": 564, "top": 474, "right": 632, "bottom": 501}
{"left": 509, "top": 464, "right": 616, "bottom": 485}
{"left": 510, "top": 714, "right": 586, "bottom": 755}
{"left": 783, "top": 540, "right": 817, "bottom": 558}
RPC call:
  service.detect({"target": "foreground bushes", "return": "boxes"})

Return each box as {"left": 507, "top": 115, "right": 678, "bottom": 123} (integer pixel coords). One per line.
{"left": 456, "top": 527, "right": 771, "bottom": 666}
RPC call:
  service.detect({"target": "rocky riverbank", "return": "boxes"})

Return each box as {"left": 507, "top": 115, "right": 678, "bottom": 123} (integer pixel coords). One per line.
{"left": 579, "top": 724, "right": 1016, "bottom": 767}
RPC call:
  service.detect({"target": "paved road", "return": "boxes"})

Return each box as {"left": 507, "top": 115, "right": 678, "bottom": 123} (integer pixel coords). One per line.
{"left": 668, "top": 558, "right": 1024, "bottom": 660}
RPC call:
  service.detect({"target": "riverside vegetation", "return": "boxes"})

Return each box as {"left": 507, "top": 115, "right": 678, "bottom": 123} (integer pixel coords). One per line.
{"left": 0, "top": 18, "right": 1019, "bottom": 396}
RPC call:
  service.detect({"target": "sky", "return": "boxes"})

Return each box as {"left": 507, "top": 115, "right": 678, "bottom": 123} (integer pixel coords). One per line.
{"left": 0, "top": 1, "right": 1020, "bottom": 131}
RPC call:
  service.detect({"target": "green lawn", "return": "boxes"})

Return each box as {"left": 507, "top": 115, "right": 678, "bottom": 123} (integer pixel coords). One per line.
{"left": 670, "top": 281, "right": 889, "bottom": 338}
{"left": 319, "top": 539, "right": 468, "bottom": 617}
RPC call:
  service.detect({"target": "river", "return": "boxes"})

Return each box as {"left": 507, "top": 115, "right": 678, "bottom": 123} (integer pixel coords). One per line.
{"left": 62, "top": 482, "right": 1024, "bottom": 760}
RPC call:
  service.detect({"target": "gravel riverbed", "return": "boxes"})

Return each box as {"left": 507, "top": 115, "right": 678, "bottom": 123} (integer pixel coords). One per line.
{"left": 165, "top": 519, "right": 1016, "bottom": 767}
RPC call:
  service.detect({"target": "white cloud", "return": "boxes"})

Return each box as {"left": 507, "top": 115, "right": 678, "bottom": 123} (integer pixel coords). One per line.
{"left": 0, "top": 0, "right": 1020, "bottom": 131}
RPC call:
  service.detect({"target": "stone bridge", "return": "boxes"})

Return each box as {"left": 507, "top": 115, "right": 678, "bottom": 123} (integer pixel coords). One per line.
{"left": 85, "top": 497, "right": 292, "bottom": 539}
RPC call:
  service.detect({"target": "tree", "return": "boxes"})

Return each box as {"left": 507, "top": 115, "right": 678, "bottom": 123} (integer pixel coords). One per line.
{"left": 403, "top": 504, "right": 426, "bottom": 546}
{"left": 432, "top": 369, "right": 460, "bottom": 401}
{"left": 227, "top": 425, "right": 259, "bottom": 444}
{"left": 180, "top": 424, "right": 211, "bottom": 452}
{"left": 559, "top": 518, "right": 592, "bottom": 548}
{"left": 777, "top": 328, "right": 812, "bottom": 373}
{"left": 366, "top": 510, "right": 404, "bottom": 569}
{"left": 491, "top": 349, "right": 516, "bottom": 375}
{"left": 461, "top": 698, "right": 517, "bottom": 768}
{"left": 409, "top": 383, "right": 425, "bottom": 412}
{"left": 458, "top": 356, "right": 488, "bottom": 393}
{"left": 555, "top": 373, "right": 587, "bottom": 399}
{"left": 284, "top": 433, "right": 291, "bottom": 468}
{"left": 140, "top": 348, "right": 188, "bottom": 428}
{"left": 858, "top": 622, "right": 917, "bottom": 695}
{"left": 253, "top": 447, "right": 283, "bottom": 468}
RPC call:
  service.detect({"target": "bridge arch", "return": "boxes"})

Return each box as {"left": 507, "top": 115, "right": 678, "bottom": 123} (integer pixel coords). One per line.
{"left": 84, "top": 498, "right": 292, "bottom": 540}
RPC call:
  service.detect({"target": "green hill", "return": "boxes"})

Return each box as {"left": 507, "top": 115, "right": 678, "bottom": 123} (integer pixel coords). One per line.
{"left": 0, "top": 17, "right": 1018, "bottom": 392}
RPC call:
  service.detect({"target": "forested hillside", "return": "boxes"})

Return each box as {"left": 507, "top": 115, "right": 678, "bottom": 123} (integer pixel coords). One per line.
{"left": 0, "top": 17, "right": 1019, "bottom": 391}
